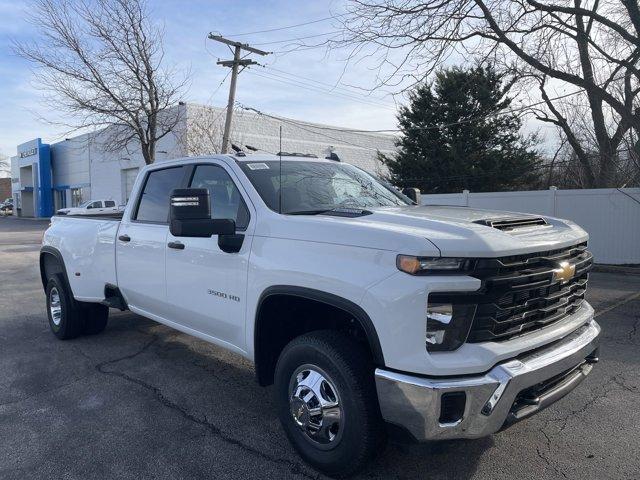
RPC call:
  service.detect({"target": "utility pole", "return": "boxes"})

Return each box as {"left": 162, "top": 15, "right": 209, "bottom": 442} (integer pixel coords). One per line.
{"left": 208, "top": 34, "right": 270, "bottom": 153}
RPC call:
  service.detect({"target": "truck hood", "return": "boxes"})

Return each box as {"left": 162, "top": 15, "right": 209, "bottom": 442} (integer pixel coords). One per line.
{"left": 263, "top": 205, "right": 588, "bottom": 257}
{"left": 362, "top": 205, "right": 588, "bottom": 256}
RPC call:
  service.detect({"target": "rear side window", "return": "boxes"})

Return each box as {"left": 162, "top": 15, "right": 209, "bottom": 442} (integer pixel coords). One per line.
{"left": 105, "top": 200, "right": 115, "bottom": 207}
{"left": 135, "top": 167, "right": 184, "bottom": 223}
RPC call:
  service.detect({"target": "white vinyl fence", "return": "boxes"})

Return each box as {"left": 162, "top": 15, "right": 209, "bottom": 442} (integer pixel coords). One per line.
{"left": 421, "top": 187, "right": 640, "bottom": 265}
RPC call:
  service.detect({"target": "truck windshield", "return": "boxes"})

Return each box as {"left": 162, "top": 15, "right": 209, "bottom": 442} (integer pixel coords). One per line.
{"left": 238, "top": 160, "right": 410, "bottom": 214}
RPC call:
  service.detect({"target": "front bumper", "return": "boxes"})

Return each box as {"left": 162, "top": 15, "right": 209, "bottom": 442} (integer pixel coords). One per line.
{"left": 375, "top": 319, "right": 600, "bottom": 441}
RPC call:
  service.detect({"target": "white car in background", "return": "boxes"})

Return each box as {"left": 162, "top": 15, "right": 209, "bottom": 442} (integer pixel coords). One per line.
{"left": 56, "top": 199, "right": 119, "bottom": 216}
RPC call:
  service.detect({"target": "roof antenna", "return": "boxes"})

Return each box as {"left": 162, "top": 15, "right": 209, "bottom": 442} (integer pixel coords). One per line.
{"left": 279, "top": 125, "right": 283, "bottom": 214}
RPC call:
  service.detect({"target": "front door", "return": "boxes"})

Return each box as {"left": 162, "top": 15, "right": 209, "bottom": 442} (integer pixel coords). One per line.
{"left": 87, "top": 201, "right": 105, "bottom": 214}
{"left": 165, "top": 162, "right": 253, "bottom": 350}
{"left": 117, "top": 165, "right": 187, "bottom": 317}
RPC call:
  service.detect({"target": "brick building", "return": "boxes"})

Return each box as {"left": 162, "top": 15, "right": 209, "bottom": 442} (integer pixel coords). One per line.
{"left": 0, "top": 178, "right": 11, "bottom": 202}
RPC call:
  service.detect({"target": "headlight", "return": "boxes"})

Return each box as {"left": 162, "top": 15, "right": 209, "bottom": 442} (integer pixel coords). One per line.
{"left": 396, "top": 255, "right": 474, "bottom": 275}
{"left": 426, "top": 301, "right": 476, "bottom": 352}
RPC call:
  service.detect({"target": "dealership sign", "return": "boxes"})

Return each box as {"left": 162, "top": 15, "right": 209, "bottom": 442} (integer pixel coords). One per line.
{"left": 19, "top": 148, "right": 37, "bottom": 158}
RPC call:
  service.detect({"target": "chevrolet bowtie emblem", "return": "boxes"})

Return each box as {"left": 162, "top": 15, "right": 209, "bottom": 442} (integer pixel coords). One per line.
{"left": 553, "top": 261, "right": 576, "bottom": 284}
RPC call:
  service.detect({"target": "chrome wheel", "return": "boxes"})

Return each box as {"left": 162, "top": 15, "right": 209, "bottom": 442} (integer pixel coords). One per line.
{"left": 49, "top": 287, "right": 62, "bottom": 326}
{"left": 289, "top": 365, "right": 343, "bottom": 448}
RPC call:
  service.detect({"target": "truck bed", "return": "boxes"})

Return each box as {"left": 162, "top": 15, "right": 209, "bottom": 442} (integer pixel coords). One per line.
{"left": 44, "top": 215, "right": 121, "bottom": 302}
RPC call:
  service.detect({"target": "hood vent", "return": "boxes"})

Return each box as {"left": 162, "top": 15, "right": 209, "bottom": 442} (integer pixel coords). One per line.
{"left": 475, "top": 216, "right": 549, "bottom": 232}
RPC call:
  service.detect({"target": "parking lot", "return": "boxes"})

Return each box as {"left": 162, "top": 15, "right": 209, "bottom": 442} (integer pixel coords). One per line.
{"left": 0, "top": 215, "right": 638, "bottom": 480}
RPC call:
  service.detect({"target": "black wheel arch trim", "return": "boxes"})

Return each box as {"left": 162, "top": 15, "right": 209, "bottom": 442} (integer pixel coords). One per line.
{"left": 40, "top": 246, "right": 79, "bottom": 308}
{"left": 40, "top": 246, "right": 71, "bottom": 290}
{"left": 254, "top": 285, "right": 386, "bottom": 375}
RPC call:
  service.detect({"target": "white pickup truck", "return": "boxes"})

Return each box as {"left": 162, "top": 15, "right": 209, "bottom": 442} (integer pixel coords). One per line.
{"left": 40, "top": 154, "right": 599, "bottom": 477}
{"left": 56, "top": 199, "right": 120, "bottom": 216}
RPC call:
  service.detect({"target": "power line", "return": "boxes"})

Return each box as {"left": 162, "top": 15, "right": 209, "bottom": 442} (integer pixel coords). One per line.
{"left": 251, "top": 31, "right": 338, "bottom": 46}
{"left": 263, "top": 65, "right": 396, "bottom": 105}
{"left": 239, "top": 104, "right": 385, "bottom": 152}
{"left": 251, "top": 69, "right": 396, "bottom": 109}
{"left": 245, "top": 69, "right": 398, "bottom": 111}
{"left": 220, "top": 14, "right": 346, "bottom": 37}
{"left": 272, "top": 44, "right": 329, "bottom": 55}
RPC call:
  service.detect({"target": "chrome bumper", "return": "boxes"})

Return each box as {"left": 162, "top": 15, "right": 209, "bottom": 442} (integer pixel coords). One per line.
{"left": 375, "top": 319, "right": 600, "bottom": 441}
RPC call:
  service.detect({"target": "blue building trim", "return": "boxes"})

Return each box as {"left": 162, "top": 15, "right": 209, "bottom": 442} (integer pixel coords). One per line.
{"left": 37, "top": 141, "right": 53, "bottom": 217}
{"left": 16, "top": 138, "right": 53, "bottom": 218}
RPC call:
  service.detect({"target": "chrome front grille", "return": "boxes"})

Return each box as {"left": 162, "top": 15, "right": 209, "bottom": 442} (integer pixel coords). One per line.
{"left": 467, "top": 243, "right": 593, "bottom": 342}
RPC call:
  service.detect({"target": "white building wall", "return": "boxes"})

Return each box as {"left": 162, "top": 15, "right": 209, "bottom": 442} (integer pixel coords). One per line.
{"left": 88, "top": 126, "right": 184, "bottom": 204}
{"left": 185, "top": 103, "right": 395, "bottom": 176}
{"left": 50, "top": 135, "right": 91, "bottom": 188}
{"left": 421, "top": 188, "right": 640, "bottom": 265}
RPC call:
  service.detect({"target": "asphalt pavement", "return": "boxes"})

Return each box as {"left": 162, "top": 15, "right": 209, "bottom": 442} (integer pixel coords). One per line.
{"left": 1, "top": 215, "right": 639, "bottom": 479}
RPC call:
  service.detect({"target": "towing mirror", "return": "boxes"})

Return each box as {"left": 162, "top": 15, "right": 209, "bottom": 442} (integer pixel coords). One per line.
{"left": 169, "top": 188, "right": 236, "bottom": 237}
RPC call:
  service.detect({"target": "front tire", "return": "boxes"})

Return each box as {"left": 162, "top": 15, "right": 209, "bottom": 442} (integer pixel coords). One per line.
{"left": 274, "top": 331, "right": 386, "bottom": 477}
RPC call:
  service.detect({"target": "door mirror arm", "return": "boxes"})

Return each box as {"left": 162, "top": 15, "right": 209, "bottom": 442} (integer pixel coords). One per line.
{"left": 218, "top": 233, "right": 244, "bottom": 253}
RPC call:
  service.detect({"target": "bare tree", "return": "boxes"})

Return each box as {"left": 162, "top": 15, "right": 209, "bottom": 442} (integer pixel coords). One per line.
{"left": 14, "top": 0, "right": 188, "bottom": 164}
{"left": 0, "top": 153, "right": 9, "bottom": 178}
{"left": 548, "top": 113, "right": 640, "bottom": 187}
{"left": 177, "top": 104, "right": 249, "bottom": 157}
{"left": 178, "top": 104, "right": 226, "bottom": 156}
{"left": 336, "top": 0, "right": 640, "bottom": 187}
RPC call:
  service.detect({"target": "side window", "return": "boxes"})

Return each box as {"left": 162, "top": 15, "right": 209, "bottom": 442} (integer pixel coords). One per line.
{"left": 135, "top": 167, "right": 184, "bottom": 223}
{"left": 189, "top": 165, "right": 250, "bottom": 230}
{"left": 105, "top": 200, "right": 116, "bottom": 208}
{"left": 89, "top": 201, "right": 102, "bottom": 209}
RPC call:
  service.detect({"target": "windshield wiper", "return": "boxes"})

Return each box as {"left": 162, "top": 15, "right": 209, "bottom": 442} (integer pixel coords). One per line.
{"left": 285, "top": 207, "right": 373, "bottom": 217}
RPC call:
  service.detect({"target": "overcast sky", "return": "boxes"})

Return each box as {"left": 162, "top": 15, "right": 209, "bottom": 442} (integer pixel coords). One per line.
{"left": 0, "top": 0, "right": 558, "bottom": 172}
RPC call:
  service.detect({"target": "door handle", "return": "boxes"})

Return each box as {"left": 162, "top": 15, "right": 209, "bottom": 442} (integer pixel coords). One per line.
{"left": 118, "top": 234, "right": 131, "bottom": 242}
{"left": 168, "top": 241, "right": 185, "bottom": 250}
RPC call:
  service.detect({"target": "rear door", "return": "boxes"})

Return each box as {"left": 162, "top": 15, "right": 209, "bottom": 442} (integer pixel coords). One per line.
{"left": 104, "top": 200, "right": 117, "bottom": 213}
{"left": 116, "top": 165, "right": 188, "bottom": 317}
{"left": 165, "top": 162, "right": 254, "bottom": 350}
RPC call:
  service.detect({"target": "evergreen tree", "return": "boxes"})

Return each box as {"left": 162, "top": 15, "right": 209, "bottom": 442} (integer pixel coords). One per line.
{"left": 382, "top": 65, "right": 542, "bottom": 193}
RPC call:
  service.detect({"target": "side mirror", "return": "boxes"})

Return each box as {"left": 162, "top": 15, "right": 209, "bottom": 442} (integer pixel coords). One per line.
{"left": 402, "top": 187, "right": 422, "bottom": 205}
{"left": 169, "top": 188, "right": 236, "bottom": 237}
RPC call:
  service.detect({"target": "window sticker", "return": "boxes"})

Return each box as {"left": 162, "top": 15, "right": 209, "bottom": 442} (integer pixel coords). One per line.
{"left": 247, "top": 162, "right": 269, "bottom": 170}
